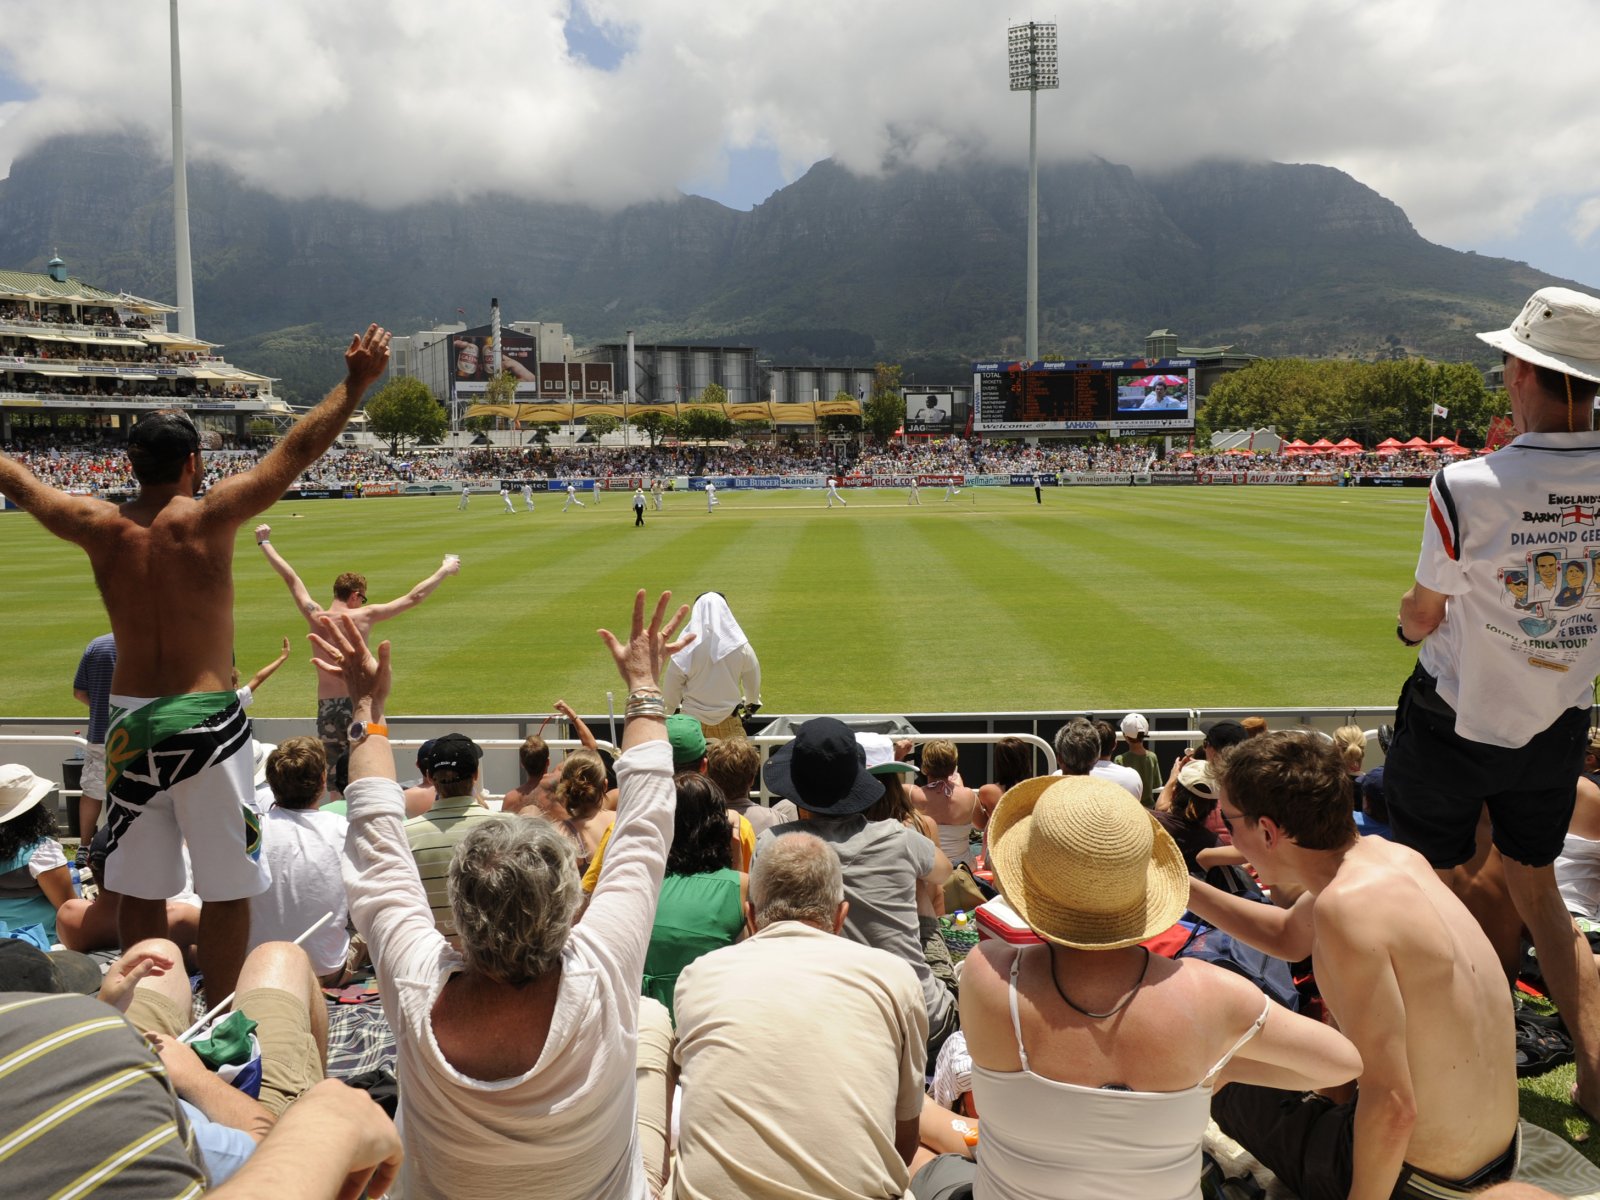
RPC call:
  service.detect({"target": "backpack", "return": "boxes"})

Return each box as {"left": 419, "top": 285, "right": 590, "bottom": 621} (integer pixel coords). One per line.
{"left": 1174, "top": 921, "right": 1306, "bottom": 1014}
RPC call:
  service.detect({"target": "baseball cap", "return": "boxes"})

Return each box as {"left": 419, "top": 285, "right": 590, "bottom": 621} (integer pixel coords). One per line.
{"left": 666, "top": 715, "right": 708, "bottom": 767}
{"left": 1200, "top": 719, "right": 1248, "bottom": 752}
{"left": 422, "top": 732, "right": 482, "bottom": 779}
{"left": 1477, "top": 287, "right": 1600, "bottom": 385}
{"left": 856, "top": 732, "right": 917, "bottom": 776}
{"left": 1120, "top": 713, "right": 1149, "bottom": 741}
{"left": 0, "top": 940, "right": 102, "bottom": 994}
{"left": 1177, "top": 760, "right": 1219, "bottom": 801}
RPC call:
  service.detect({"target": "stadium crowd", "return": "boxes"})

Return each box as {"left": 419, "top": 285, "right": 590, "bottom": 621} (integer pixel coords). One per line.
{"left": 1, "top": 289, "right": 1598, "bottom": 1199}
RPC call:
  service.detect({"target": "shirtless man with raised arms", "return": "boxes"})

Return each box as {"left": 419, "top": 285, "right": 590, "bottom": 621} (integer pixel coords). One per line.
{"left": 0, "top": 324, "right": 391, "bottom": 1000}
{"left": 1188, "top": 730, "right": 1518, "bottom": 1200}
{"left": 254, "top": 524, "right": 459, "bottom": 777}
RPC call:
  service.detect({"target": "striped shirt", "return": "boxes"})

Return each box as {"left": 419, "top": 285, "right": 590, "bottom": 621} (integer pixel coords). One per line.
{"left": 404, "top": 794, "right": 494, "bottom": 940}
{"left": 73, "top": 634, "right": 118, "bottom": 744}
{"left": 0, "top": 992, "right": 206, "bottom": 1197}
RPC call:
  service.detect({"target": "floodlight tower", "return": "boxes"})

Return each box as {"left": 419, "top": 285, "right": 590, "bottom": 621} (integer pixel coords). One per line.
{"left": 170, "top": 0, "right": 196, "bottom": 338}
{"left": 1008, "top": 21, "right": 1057, "bottom": 363}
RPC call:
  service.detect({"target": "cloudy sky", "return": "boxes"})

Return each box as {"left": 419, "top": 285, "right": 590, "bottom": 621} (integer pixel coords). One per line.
{"left": 1, "top": 0, "right": 1598, "bottom": 286}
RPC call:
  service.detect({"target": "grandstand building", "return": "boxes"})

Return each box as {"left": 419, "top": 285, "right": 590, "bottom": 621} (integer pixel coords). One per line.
{"left": 0, "top": 257, "right": 283, "bottom": 443}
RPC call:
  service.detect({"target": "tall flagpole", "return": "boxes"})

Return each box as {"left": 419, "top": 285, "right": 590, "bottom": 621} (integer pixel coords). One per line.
{"left": 170, "top": 0, "right": 196, "bottom": 338}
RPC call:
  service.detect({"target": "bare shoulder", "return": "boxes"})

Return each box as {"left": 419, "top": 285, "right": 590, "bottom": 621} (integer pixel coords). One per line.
{"left": 1314, "top": 844, "right": 1424, "bottom": 950}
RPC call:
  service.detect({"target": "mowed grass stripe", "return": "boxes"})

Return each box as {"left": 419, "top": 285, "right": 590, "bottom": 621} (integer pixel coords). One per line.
{"left": 0, "top": 486, "right": 1437, "bottom": 718}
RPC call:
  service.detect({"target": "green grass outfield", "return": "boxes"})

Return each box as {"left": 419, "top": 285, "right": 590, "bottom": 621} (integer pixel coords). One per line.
{"left": 1, "top": 484, "right": 1430, "bottom": 719}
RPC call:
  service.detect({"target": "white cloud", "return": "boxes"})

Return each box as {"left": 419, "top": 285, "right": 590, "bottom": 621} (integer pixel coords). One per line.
{"left": 1, "top": 0, "right": 1598, "bottom": 254}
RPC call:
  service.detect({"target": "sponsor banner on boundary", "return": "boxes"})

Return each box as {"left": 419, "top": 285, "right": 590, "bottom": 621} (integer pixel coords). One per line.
{"left": 1301, "top": 473, "right": 1338, "bottom": 486}
{"left": 843, "top": 475, "right": 877, "bottom": 488}
{"left": 1060, "top": 472, "right": 1150, "bottom": 486}
{"left": 1244, "top": 472, "right": 1306, "bottom": 485}
{"left": 543, "top": 479, "right": 600, "bottom": 492}
{"left": 1197, "top": 472, "right": 1244, "bottom": 485}
{"left": 1357, "top": 475, "right": 1431, "bottom": 488}
{"left": 726, "top": 476, "right": 788, "bottom": 490}
{"left": 401, "top": 483, "right": 458, "bottom": 494}
{"left": 1149, "top": 473, "right": 1197, "bottom": 486}
{"left": 1010, "top": 473, "right": 1059, "bottom": 487}
{"left": 287, "top": 487, "right": 345, "bottom": 500}
{"left": 360, "top": 482, "right": 402, "bottom": 497}
{"left": 687, "top": 476, "right": 734, "bottom": 492}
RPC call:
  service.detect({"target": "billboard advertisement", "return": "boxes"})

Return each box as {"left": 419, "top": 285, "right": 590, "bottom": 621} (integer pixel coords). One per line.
{"left": 904, "top": 391, "right": 955, "bottom": 434}
{"left": 452, "top": 325, "right": 538, "bottom": 399}
{"left": 972, "top": 359, "right": 1196, "bottom": 434}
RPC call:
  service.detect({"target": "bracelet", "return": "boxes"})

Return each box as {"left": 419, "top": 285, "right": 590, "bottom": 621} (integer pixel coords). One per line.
{"left": 625, "top": 698, "right": 667, "bottom": 719}
{"left": 1395, "top": 621, "right": 1422, "bottom": 647}
{"left": 627, "top": 687, "right": 663, "bottom": 700}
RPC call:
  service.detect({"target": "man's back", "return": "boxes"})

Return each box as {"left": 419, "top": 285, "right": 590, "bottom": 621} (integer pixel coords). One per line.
{"left": 252, "top": 806, "right": 350, "bottom": 977}
{"left": 1316, "top": 837, "right": 1517, "bottom": 1176}
{"left": 760, "top": 816, "right": 953, "bottom": 1031}
{"left": 672, "top": 921, "right": 927, "bottom": 1200}
{"left": 405, "top": 795, "right": 493, "bottom": 939}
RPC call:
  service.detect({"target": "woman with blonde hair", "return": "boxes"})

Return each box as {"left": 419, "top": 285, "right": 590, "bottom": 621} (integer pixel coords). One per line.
{"left": 555, "top": 749, "right": 614, "bottom": 872}
{"left": 920, "top": 739, "right": 979, "bottom": 869}
{"left": 1332, "top": 725, "right": 1367, "bottom": 777}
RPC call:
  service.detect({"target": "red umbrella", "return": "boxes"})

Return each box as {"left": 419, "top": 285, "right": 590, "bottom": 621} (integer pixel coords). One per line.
{"left": 1334, "top": 437, "right": 1364, "bottom": 449}
{"left": 1428, "top": 436, "right": 1457, "bottom": 448}
{"left": 1283, "top": 438, "right": 1311, "bottom": 449}
{"left": 1401, "top": 436, "right": 1431, "bottom": 449}
{"left": 1308, "top": 438, "right": 1336, "bottom": 450}
{"left": 1441, "top": 444, "right": 1471, "bottom": 456}
{"left": 1336, "top": 446, "right": 1364, "bottom": 456}
{"left": 1376, "top": 446, "right": 1402, "bottom": 456}
{"left": 1376, "top": 437, "right": 1403, "bottom": 449}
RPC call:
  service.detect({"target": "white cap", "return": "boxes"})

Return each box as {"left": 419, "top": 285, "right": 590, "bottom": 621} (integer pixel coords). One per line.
{"left": 1120, "top": 713, "right": 1149, "bottom": 740}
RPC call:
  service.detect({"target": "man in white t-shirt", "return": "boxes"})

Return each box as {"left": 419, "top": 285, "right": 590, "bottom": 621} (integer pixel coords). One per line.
{"left": 562, "top": 482, "right": 585, "bottom": 511}
{"left": 499, "top": 486, "right": 514, "bottom": 513}
{"left": 1088, "top": 719, "right": 1144, "bottom": 801}
{"left": 674, "top": 833, "right": 927, "bottom": 1200}
{"left": 705, "top": 480, "right": 719, "bottom": 513}
{"left": 250, "top": 736, "right": 351, "bottom": 984}
{"left": 825, "top": 477, "right": 847, "bottom": 507}
{"left": 521, "top": 483, "right": 535, "bottom": 511}
{"left": 1388, "top": 286, "right": 1600, "bottom": 1117}
{"left": 457, "top": 482, "right": 469, "bottom": 510}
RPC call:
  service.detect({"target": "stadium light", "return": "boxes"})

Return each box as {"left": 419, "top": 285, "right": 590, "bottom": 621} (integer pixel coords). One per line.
{"left": 1008, "top": 21, "right": 1057, "bottom": 363}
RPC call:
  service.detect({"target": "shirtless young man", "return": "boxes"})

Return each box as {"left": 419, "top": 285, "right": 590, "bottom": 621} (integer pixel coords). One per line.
{"left": 254, "top": 525, "right": 460, "bottom": 775}
{"left": 1188, "top": 730, "right": 1518, "bottom": 1200}
{"left": 0, "top": 324, "right": 391, "bottom": 1001}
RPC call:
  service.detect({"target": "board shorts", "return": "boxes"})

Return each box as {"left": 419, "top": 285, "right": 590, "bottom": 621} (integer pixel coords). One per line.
{"left": 316, "top": 696, "right": 354, "bottom": 778}
{"left": 80, "top": 743, "right": 106, "bottom": 802}
{"left": 102, "top": 691, "right": 269, "bottom": 902}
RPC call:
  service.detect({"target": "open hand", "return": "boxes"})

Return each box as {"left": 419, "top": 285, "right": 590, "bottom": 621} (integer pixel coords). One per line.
{"left": 99, "top": 945, "right": 176, "bottom": 1013}
{"left": 598, "top": 590, "right": 693, "bottom": 692}
{"left": 310, "top": 613, "right": 391, "bottom": 716}
{"left": 344, "top": 325, "right": 392, "bottom": 391}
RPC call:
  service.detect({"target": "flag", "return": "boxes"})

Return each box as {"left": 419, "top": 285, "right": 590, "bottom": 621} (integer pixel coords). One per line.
{"left": 1432, "top": 403, "right": 1449, "bottom": 418}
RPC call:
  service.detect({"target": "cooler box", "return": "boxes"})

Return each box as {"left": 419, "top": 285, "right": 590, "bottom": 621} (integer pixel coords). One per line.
{"left": 974, "top": 895, "right": 1043, "bottom": 946}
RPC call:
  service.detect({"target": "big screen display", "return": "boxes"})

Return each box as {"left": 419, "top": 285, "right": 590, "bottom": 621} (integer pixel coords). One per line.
{"left": 904, "top": 391, "right": 955, "bottom": 433}
{"left": 972, "top": 360, "right": 1196, "bottom": 433}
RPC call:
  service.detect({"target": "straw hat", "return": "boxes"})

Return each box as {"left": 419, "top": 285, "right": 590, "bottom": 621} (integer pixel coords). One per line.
{"left": 988, "top": 774, "right": 1189, "bottom": 950}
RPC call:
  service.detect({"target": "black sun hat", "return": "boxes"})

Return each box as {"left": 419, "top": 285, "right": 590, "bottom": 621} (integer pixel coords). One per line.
{"left": 762, "top": 718, "right": 883, "bottom": 817}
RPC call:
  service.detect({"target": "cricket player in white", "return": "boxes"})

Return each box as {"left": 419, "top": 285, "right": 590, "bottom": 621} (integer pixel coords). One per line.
{"left": 652, "top": 479, "right": 664, "bottom": 510}
{"left": 592, "top": 480, "right": 601, "bottom": 506}
{"left": 705, "top": 480, "right": 719, "bottom": 513}
{"left": 563, "top": 483, "right": 585, "bottom": 511}
{"left": 908, "top": 477, "right": 921, "bottom": 505}
{"left": 522, "top": 483, "right": 535, "bottom": 511}
{"left": 825, "top": 477, "right": 847, "bottom": 507}
{"left": 942, "top": 479, "right": 962, "bottom": 501}
{"left": 500, "top": 486, "right": 514, "bottom": 513}
{"left": 457, "top": 482, "right": 470, "bottom": 510}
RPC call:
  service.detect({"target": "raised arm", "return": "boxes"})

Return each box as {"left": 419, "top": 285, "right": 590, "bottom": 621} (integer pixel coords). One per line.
{"left": 244, "top": 637, "right": 293, "bottom": 693}
{"left": 202, "top": 325, "right": 390, "bottom": 527}
{"left": 0, "top": 455, "right": 107, "bottom": 546}
{"left": 361, "top": 555, "right": 461, "bottom": 623}
{"left": 1185, "top": 878, "right": 1317, "bottom": 962}
{"left": 255, "top": 526, "right": 322, "bottom": 618}
{"left": 554, "top": 699, "right": 599, "bottom": 751}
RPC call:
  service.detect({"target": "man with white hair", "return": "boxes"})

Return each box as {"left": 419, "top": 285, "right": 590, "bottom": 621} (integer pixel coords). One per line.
{"left": 671, "top": 832, "right": 928, "bottom": 1200}
{"left": 1388, "top": 286, "right": 1600, "bottom": 1117}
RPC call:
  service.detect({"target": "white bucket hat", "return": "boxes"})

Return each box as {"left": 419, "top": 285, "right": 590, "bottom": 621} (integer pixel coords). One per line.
{"left": 1478, "top": 287, "right": 1600, "bottom": 385}
{"left": 0, "top": 764, "right": 54, "bottom": 825}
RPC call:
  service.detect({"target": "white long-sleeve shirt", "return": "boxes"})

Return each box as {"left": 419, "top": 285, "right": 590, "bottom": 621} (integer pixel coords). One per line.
{"left": 662, "top": 644, "right": 761, "bottom": 724}
{"left": 342, "top": 739, "right": 675, "bottom": 1200}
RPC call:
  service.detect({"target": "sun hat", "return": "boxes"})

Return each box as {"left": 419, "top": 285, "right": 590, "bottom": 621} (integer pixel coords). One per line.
{"left": 763, "top": 718, "right": 884, "bottom": 817}
{"left": 987, "top": 774, "right": 1188, "bottom": 950}
{"left": 1120, "top": 713, "right": 1149, "bottom": 741}
{"left": 856, "top": 732, "right": 917, "bottom": 776}
{"left": 0, "top": 764, "right": 53, "bottom": 825}
{"left": 1478, "top": 287, "right": 1600, "bottom": 385}
{"left": 1177, "top": 759, "right": 1219, "bottom": 801}
{"left": 667, "top": 715, "right": 709, "bottom": 767}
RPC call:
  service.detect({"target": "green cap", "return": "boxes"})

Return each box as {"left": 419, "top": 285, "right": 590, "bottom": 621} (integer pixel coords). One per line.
{"left": 667, "top": 714, "right": 707, "bottom": 766}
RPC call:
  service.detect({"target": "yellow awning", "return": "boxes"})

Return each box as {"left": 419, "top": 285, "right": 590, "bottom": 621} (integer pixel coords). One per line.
{"left": 728, "top": 402, "right": 775, "bottom": 422}
{"left": 816, "top": 398, "right": 861, "bottom": 418}
{"left": 773, "top": 402, "right": 818, "bottom": 424}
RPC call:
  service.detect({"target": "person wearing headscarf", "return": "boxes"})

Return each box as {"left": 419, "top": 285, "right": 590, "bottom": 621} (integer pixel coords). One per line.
{"left": 662, "top": 593, "right": 761, "bottom": 740}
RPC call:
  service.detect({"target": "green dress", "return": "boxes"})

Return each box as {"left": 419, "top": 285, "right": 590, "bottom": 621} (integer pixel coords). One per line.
{"left": 642, "top": 868, "right": 745, "bottom": 1022}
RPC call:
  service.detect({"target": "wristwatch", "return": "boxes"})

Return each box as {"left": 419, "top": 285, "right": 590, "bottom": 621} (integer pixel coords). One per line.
{"left": 348, "top": 720, "right": 389, "bottom": 741}
{"left": 1395, "top": 622, "right": 1422, "bottom": 647}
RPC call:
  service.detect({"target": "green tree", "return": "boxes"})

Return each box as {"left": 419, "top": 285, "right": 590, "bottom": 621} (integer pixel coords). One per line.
{"left": 683, "top": 407, "right": 735, "bottom": 445}
{"left": 630, "top": 409, "right": 676, "bottom": 447}
{"left": 583, "top": 414, "right": 621, "bottom": 442}
{"left": 483, "top": 369, "right": 519, "bottom": 408}
{"left": 365, "top": 377, "right": 446, "bottom": 454}
{"left": 864, "top": 362, "right": 905, "bottom": 441}
{"left": 699, "top": 381, "right": 728, "bottom": 406}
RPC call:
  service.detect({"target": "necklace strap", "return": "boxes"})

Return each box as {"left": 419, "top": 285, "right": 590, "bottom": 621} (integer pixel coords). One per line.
{"left": 1047, "top": 945, "right": 1151, "bottom": 1020}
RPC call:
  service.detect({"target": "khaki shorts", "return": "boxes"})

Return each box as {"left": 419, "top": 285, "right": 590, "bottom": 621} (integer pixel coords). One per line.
{"left": 128, "top": 984, "right": 322, "bottom": 1117}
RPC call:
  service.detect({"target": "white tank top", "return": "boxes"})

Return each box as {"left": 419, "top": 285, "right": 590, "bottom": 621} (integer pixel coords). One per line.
{"left": 972, "top": 949, "right": 1269, "bottom": 1200}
